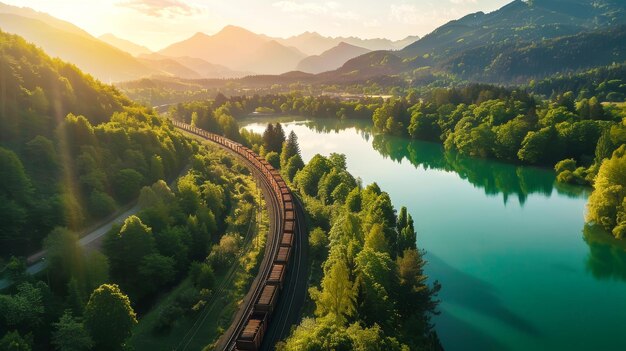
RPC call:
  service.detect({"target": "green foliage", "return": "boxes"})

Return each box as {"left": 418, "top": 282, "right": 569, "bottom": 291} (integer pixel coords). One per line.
{"left": 310, "top": 257, "right": 357, "bottom": 324}
{"left": 262, "top": 123, "right": 286, "bottom": 153}
{"left": 83, "top": 284, "right": 137, "bottom": 351}
{"left": 51, "top": 311, "right": 93, "bottom": 351}
{"left": 104, "top": 216, "right": 156, "bottom": 298}
{"left": 294, "top": 155, "right": 332, "bottom": 196}
{"left": 0, "top": 282, "right": 44, "bottom": 328}
{"left": 587, "top": 145, "right": 626, "bottom": 236}
{"left": 283, "top": 154, "right": 305, "bottom": 182}
{"left": 0, "top": 331, "right": 33, "bottom": 351}
{"left": 284, "top": 152, "right": 439, "bottom": 349}
{"left": 281, "top": 131, "right": 301, "bottom": 168}
{"left": 265, "top": 151, "right": 280, "bottom": 170}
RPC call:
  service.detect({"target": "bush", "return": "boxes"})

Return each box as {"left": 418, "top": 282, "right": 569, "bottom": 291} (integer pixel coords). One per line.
{"left": 189, "top": 262, "right": 215, "bottom": 290}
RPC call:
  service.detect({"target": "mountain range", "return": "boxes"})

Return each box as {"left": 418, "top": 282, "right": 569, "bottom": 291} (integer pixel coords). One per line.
{"left": 99, "top": 33, "right": 152, "bottom": 57}
{"left": 1, "top": 0, "right": 625, "bottom": 85}
{"left": 157, "top": 26, "right": 308, "bottom": 75}
{"left": 296, "top": 42, "right": 372, "bottom": 74}
{"left": 276, "top": 32, "right": 419, "bottom": 55}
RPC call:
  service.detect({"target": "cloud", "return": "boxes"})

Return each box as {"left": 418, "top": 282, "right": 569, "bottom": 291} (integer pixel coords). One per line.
{"left": 390, "top": 4, "right": 421, "bottom": 25}
{"left": 450, "top": 0, "right": 477, "bottom": 4}
{"left": 390, "top": 3, "right": 465, "bottom": 26}
{"left": 117, "top": 0, "right": 200, "bottom": 17}
{"left": 272, "top": 1, "right": 360, "bottom": 20}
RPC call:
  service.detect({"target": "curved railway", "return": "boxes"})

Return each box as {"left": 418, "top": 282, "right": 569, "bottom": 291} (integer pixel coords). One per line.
{"left": 171, "top": 120, "right": 308, "bottom": 351}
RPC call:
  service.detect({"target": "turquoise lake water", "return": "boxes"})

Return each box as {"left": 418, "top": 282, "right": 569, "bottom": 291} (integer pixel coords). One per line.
{"left": 242, "top": 117, "right": 626, "bottom": 351}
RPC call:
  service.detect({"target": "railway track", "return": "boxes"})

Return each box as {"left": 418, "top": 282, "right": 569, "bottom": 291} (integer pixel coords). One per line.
{"left": 171, "top": 120, "right": 306, "bottom": 351}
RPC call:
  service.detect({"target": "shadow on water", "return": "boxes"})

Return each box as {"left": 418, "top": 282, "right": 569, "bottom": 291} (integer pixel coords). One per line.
{"left": 426, "top": 253, "right": 543, "bottom": 339}
{"left": 583, "top": 224, "right": 626, "bottom": 281}
{"left": 437, "top": 312, "right": 510, "bottom": 351}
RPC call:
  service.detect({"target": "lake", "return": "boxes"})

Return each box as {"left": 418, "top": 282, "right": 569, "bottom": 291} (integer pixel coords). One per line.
{"left": 242, "top": 116, "right": 626, "bottom": 351}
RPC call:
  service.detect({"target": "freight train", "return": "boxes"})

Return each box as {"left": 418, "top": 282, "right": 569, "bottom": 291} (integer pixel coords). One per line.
{"left": 171, "top": 120, "right": 296, "bottom": 351}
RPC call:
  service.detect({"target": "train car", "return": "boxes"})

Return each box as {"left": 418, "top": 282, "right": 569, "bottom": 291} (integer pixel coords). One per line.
{"left": 284, "top": 200, "right": 293, "bottom": 211}
{"left": 284, "top": 219, "right": 295, "bottom": 234}
{"left": 236, "top": 312, "right": 267, "bottom": 351}
{"left": 280, "top": 232, "right": 293, "bottom": 247}
{"left": 285, "top": 209, "right": 295, "bottom": 221}
{"left": 275, "top": 246, "right": 291, "bottom": 263}
{"left": 255, "top": 283, "right": 279, "bottom": 314}
{"left": 282, "top": 193, "right": 292, "bottom": 202}
{"left": 268, "top": 263, "right": 286, "bottom": 288}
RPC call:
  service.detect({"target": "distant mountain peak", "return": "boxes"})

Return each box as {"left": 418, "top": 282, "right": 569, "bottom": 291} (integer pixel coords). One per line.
{"left": 217, "top": 25, "right": 254, "bottom": 36}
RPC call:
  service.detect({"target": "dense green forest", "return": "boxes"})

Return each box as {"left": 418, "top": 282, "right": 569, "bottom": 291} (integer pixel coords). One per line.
{"left": 239, "top": 125, "right": 442, "bottom": 350}
{"left": 368, "top": 85, "right": 626, "bottom": 237}
{"left": 0, "top": 30, "right": 191, "bottom": 257}
{"left": 0, "top": 30, "right": 266, "bottom": 350}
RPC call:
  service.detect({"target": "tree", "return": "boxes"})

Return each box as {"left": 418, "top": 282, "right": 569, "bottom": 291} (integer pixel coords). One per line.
{"left": 44, "top": 227, "right": 82, "bottom": 289}
{"left": 263, "top": 123, "right": 286, "bottom": 153}
{"left": 52, "top": 311, "right": 93, "bottom": 351}
{"left": 265, "top": 151, "right": 280, "bottom": 170}
{"left": 0, "top": 282, "right": 44, "bottom": 328}
{"left": 294, "top": 154, "right": 332, "bottom": 196}
{"left": 311, "top": 257, "right": 356, "bottom": 324}
{"left": 345, "top": 188, "right": 362, "bottom": 213}
{"left": 396, "top": 249, "right": 440, "bottom": 341}
{"left": 281, "top": 131, "right": 301, "bottom": 168}
{"left": 83, "top": 284, "right": 137, "bottom": 351}
{"left": 0, "top": 331, "right": 32, "bottom": 351}
{"left": 113, "top": 168, "right": 144, "bottom": 202}
{"left": 587, "top": 145, "right": 626, "bottom": 236}
{"left": 283, "top": 154, "right": 305, "bottom": 182}
{"left": 104, "top": 216, "right": 155, "bottom": 292}
{"left": 138, "top": 254, "right": 176, "bottom": 294}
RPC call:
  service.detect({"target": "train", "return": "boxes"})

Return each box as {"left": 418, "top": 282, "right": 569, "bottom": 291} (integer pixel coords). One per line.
{"left": 170, "top": 120, "right": 296, "bottom": 351}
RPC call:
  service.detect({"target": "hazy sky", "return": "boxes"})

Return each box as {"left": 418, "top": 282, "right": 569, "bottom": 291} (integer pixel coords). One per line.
{"left": 4, "top": 0, "right": 511, "bottom": 51}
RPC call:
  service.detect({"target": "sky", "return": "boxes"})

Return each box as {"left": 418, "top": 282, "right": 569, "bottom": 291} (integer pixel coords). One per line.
{"left": 3, "top": 0, "right": 511, "bottom": 51}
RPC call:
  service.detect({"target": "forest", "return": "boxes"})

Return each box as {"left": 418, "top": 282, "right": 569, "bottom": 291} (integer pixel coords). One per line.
{"left": 239, "top": 124, "right": 442, "bottom": 350}
{"left": 0, "top": 30, "right": 266, "bottom": 350}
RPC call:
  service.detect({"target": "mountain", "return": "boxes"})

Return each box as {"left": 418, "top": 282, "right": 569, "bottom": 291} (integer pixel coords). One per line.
{"left": 0, "top": 3, "right": 158, "bottom": 82}
{"left": 442, "top": 25, "right": 626, "bottom": 83}
{"left": 278, "top": 32, "right": 419, "bottom": 55}
{"left": 99, "top": 33, "right": 152, "bottom": 57}
{"left": 140, "top": 53, "right": 249, "bottom": 78}
{"left": 137, "top": 57, "right": 201, "bottom": 79}
{"left": 167, "top": 56, "right": 248, "bottom": 78}
{"left": 400, "top": 0, "right": 626, "bottom": 60}
{"left": 0, "top": 2, "right": 92, "bottom": 38}
{"left": 297, "top": 42, "right": 371, "bottom": 74}
{"left": 159, "top": 25, "right": 306, "bottom": 74}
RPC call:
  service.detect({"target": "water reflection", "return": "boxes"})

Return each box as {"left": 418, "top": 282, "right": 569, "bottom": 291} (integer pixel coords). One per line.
{"left": 584, "top": 224, "right": 626, "bottom": 281}
{"left": 246, "top": 116, "right": 589, "bottom": 203}
{"left": 370, "top": 133, "right": 587, "bottom": 204}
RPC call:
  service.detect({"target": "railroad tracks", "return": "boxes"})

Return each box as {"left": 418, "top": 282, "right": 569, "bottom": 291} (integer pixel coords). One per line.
{"left": 171, "top": 120, "right": 307, "bottom": 351}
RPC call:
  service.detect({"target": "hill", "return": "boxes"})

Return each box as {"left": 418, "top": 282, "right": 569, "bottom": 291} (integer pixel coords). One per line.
{"left": 400, "top": 0, "right": 626, "bottom": 60}
{"left": 0, "top": 4, "right": 158, "bottom": 82}
{"left": 99, "top": 33, "right": 152, "bottom": 57}
{"left": 137, "top": 57, "right": 202, "bottom": 79}
{"left": 159, "top": 25, "right": 306, "bottom": 74}
{"left": 442, "top": 25, "right": 626, "bottom": 83}
{"left": 296, "top": 42, "right": 371, "bottom": 74}
{"left": 278, "top": 32, "right": 419, "bottom": 55}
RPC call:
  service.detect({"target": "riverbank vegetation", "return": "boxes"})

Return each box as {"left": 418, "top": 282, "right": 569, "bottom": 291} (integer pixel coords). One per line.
{"left": 248, "top": 125, "right": 442, "bottom": 350}
{"left": 229, "top": 87, "right": 626, "bottom": 242}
